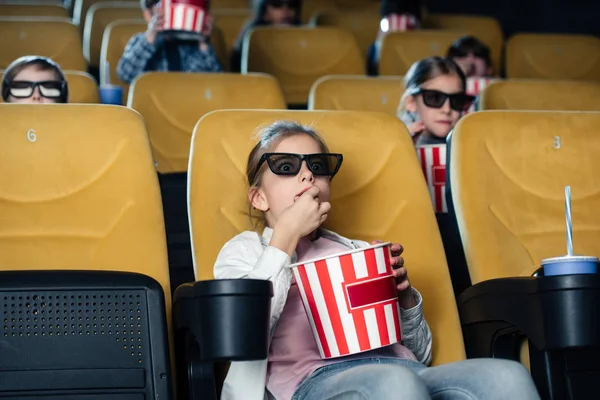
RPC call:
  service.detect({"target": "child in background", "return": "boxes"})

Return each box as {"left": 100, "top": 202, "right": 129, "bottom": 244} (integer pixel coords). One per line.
{"left": 117, "top": 0, "right": 222, "bottom": 84}
{"left": 446, "top": 36, "right": 494, "bottom": 78}
{"left": 2, "top": 56, "right": 68, "bottom": 104}
{"left": 231, "top": 0, "right": 303, "bottom": 72}
{"left": 397, "top": 57, "right": 474, "bottom": 145}
{"left": 213, "top": 120, "right": 540, "bottom": 400}
{"left": 367, "top": 0, "right": 422, "bottom": 76}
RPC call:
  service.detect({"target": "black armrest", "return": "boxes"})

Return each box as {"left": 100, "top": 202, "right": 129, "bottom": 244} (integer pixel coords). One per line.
{"left": 173, "top": 279, "right": 273, "bottom": 400}
{"left": 458, "top": 274, "right": 600, "bottom": 360}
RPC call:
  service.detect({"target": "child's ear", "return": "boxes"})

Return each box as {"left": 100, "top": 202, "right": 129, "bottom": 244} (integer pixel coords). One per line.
{"left": 405, "top": 95, "right": 418, "bottom": 113}
{"left": 486, "top": 66, "right": 494, "bottom": 77}
{"left": 249, "top": 187, "right": 269, "bottom": 212}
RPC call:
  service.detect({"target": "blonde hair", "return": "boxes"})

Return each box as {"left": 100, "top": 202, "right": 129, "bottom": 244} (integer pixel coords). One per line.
{"left": 247, "top": 120, "right": 330, "bottom": 188}
{"left": 246, "top": 120, "right": 330, "bottom": 227}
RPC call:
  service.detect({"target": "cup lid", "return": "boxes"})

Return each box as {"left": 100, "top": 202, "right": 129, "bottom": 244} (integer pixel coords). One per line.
{"left": 542, "top": 255, "right": 599, "bottom": 265}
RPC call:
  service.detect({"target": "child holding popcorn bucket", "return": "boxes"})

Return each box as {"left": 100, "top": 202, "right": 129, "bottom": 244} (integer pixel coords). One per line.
{"left": 213, "top": 121, "right": 540, "bottom": 400}
{"left": 116, "top": 0, "right": 222, "bottom": 84}
{"left": 398, "top": 57, "right": 474, "bottom": 213}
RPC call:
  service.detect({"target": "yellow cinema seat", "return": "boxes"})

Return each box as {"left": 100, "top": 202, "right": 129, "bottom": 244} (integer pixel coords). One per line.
{"left": 188, "top": 109, "right": 465, "bottom": 367}
{"left": 100, "top": 19, "right": 145, "bottom": 104}
{"left": 309, "top": 75, "right": 404, "bottom": 115}
{"left": 480, "top": 79, "right": 600, "bottom": 111}
{"left": 0, "top": 104, "right": 173, "bottom": 399}
{"left": 73, "top": 0, "right": 137, "bottom": 34}
{"left": 506, "top": 33, "right": 600, "bottom": 82}
{"left": 128, "top": 72, "right": 287, "bottom": 173}
{"left": 243, "top": 27, "right": 365, "bottom": 105}
{"left": 0, "top": 17, "right": 87, "bottom": 71}
{"left": 0, "top": 2, "right": 68, "bottom": 17}
{"left": 83, "top": 1, "right": 141, "bottom": 67}
{"left": 379, "top": 30, "right": 468, "bottom": 75}
{"left": 312, "top": 11, "right": 381, "bottom": 57}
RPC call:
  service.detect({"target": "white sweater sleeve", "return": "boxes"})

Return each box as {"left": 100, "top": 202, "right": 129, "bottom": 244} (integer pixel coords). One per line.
{"left": 213, "top": 231, "right": 292, "bottom": 331}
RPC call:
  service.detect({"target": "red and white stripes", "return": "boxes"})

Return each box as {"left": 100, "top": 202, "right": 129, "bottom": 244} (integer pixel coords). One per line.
{"left": 465, "top": 77, "right": 498, "bottom": 114}
{"left": 417, "top": 144, "right": 447, "bottom": 213}
{"left": 162, "top": 0, "right": 206, "bottom": 34}
{"left": 292, "top": 244, "right": 402, "bottom": 359}
{"left": 380, "top": 14, "right": 419, "bottom": 33}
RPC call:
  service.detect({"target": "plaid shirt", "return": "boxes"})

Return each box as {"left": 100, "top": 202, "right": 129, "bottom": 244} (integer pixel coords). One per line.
{"left": 116, "top": 33, "right": 223, "bottom": 84}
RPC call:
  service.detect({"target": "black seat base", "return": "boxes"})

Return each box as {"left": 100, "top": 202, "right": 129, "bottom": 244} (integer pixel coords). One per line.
{"left": 459, "top": 273, "right": 600, "bottom": 400}
{"left": 0, "top": 270, "right": 172, "bottom": 400}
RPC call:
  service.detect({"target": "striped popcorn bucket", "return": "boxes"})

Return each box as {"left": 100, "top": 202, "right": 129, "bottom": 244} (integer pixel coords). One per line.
{"left": 465, "top": 77, "right": 498, "bottom": 114}
{"left": 417, "top": 144, "right": 447, "bottom": 213}
{"left": 162, "top": 0, "right": 208, "bottom": 36}
{"left": 289, "top": 242, "right": 402, "bottom": 359}
{"left": 380, "top": 13, "right": 419, "bottom": 33}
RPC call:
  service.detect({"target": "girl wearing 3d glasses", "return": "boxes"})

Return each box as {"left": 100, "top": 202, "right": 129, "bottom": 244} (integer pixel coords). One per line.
{"left": 2, "top": 56, "right": 68, "bottom": 104}
{"left": 213, "top": 121, "right": 540, "bottom": 400}
{"left": 398, "top": 57, "right": 475, "bottom": 146}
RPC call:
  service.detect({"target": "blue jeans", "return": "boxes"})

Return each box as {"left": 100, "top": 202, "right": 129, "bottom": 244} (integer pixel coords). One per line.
{"left": 291, "top": 357, "right": 540, "bottom": 400}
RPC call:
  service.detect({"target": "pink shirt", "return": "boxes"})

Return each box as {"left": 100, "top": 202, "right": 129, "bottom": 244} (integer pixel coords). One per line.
{"left": 266, "top": 237, "right": 417, "bottom": 400}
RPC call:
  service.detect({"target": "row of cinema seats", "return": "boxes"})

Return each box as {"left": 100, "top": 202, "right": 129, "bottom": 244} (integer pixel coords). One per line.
{"left": 0, "top": 0, "right": 380, "bottom": 74}
{"left": 68, "top": 0, "right": 381, "bottom": 31}
{"left": 5, "top": 66, "right": 600, "bottom": 114}
{"left": 1, "top": 4, "right": 599, "bottom": 105}
{"left": 3, "top": 70, "right": 597, "bottom": 289}
{"left": 308, "top": 75, "right": 600, "bottom": 113}
{"left": 1, "top": 104, "right": 600, "bottom": 400}
{"left": 127, "top": 72, "right": 600, "bottom": 290}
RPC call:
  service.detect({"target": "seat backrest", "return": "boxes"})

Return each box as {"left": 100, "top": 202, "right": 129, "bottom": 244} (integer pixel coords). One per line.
{"left": 0, "top": 3, "right": 68, "bottom": 17}
{"left": 309, "top": 75, "right": 404, "bottom": 115}
{"left": 188, "top": 109, "right": 465, "bottom": 366}
{"left": 481, "top": 80, "right": 600, "bottom": 111}
{"left": 312, "top": 11, "right": 381, "bottom": 57}
{"left": 0, "top": 70, "right": 99, "bottom": 104}
{"left": 83, "top": 2, "right": 141, "bottom": 67}
{"left": 379, "top": 30, "right": 468, "bottom": 75}
{"left": 211, "top": 25, "right": 229, "bottom": 71}
{"left": 0, "top": 104, "right": 171, "bottom": 299}
{"left": 421, "top": 14, "right": 503, "bottom": 73}
{"left": 0, "top": 103, "right": 172, "bottom": 398}
{"left": 335, "top": 0, "right": 380, "bottom": 13}
{"left": 506, "top": 34, "right": 600, "bottom": 81}
{"left": 128, "top": 72, "right": 286, "bottom": 173}
{"left": 450, "top": 111, "right": 600, "bottom": 283}
{"left": 0, "top": 17, "right": 87, "bottom": 71}
{"left": 302, "top": 0, "right": 338, "bottom": 23}
{"left": 212, "top": 9, "right": 252, "bottom": 58}
{"left": 100, "top": 19, "right": 146, "bottom": 103}
{"left": 64, "top": 70, "right": 101, "bottom": 103}
{"left": 211, "top": 0, "right": 251, "bottom": 9}
{"left": 243, "top": 27, "right": 365, "bottom": 105}
{"left": 74, "top": 0, "right": 137, "bottom": 34}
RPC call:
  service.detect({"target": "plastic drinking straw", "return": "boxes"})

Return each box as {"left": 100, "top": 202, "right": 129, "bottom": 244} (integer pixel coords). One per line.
{"left": 565, "top": 186, "right": 573, "bottom": 256}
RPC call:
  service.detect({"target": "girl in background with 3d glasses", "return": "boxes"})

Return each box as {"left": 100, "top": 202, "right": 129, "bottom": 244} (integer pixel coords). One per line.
{"left": 2, "top": 56, "right": 68, "bottom": 104}
{"left": 398, "top": 57, "right": 475, "bottom": 146}
{"left": 213, "top": 121, "right": 540, "bottom": 400}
